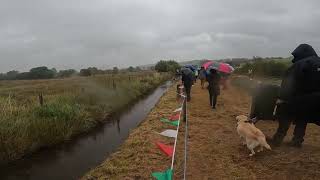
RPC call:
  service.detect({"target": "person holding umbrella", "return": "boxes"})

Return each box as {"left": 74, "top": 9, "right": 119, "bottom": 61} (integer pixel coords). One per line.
{"left": 199, "top": 66, "right": 207, "bottom": 89}
{"left": 206, "top": 68, "right": 221, "bottom": 109}
{"left": 181, "top": 67, "right": 194, "bottom": 101}
{"left": 202, "top": 61, "right": 234, "bottom": 109}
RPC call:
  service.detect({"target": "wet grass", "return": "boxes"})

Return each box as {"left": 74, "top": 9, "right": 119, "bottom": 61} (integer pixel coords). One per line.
{"left": 0, "top": 72, "right": 171, "bottom": 164}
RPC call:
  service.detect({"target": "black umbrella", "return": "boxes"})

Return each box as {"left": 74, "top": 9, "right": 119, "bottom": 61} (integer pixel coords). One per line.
{"left": 181, "top": 67, "right": 193, "bottom": 75}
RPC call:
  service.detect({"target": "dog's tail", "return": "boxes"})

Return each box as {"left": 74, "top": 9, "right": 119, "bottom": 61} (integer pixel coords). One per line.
{"left": 259, "top": 137, "right": 272, "bottom": 150}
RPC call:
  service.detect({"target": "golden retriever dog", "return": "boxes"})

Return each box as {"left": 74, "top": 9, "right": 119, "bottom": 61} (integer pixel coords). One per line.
{"left": 236, "top": 115, "right": 271, "bottom": 156}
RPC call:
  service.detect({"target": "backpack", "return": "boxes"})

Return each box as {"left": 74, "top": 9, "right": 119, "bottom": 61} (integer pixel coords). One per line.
{"left": 250, "top": 84, "right": 280, "bottom": 120}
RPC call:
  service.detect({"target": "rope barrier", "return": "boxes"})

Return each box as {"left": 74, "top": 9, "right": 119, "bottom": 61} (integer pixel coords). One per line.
{"left": 175, "top": 89, "right": 188, "bottom": 179}
{"left": 183, "top": 99, "right": 188, "bottom": 180}
{"left": 173, "top": 90, "right": 188, "bottom": 179}
{"left": 170, "top": 96, "right": 185, "bottom": 170}
{"left": 153, "top": 88, "right": 188, "bottom": 179}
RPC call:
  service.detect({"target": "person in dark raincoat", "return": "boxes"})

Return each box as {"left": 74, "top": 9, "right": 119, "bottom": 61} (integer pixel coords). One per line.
{"left": 271, "top": 44, "right": 320, "bottom": 147}
{"left": 206, "top": 68, "right": 221, "bottom": 109}
{"left": 199, "top": 66, "right": 207, "bottom": 89}
{"left": 181, "top": 67, "right": 194, "bottom": 101}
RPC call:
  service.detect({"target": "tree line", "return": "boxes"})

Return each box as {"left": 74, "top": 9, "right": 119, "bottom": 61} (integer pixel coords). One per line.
{"left": 0, "top": 66, "right": 144, "bottom": 80}
{"left": 1, "top": 59, "right": 189, "bottom": 80}
{"left": 154, "top": 60, "right": 180, "bottom": 73}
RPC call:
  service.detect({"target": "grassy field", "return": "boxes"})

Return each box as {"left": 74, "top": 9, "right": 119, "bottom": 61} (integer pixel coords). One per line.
{"left": 0, "top": 72, "right": 171, "bottom": 165}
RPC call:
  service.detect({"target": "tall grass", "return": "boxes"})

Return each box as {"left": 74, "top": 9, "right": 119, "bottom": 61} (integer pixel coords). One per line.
{"left": 0, "top": 72, "right": 171, "bottom": 164}
{"left": 235, "top": 58, "right": 291, "bottom": 78}
{"left": 231, "top": 75, "right": 281, "bottom": 95}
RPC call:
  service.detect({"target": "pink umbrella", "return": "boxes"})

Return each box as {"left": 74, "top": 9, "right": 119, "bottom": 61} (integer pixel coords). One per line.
{"left": 205, "top": 62, "right": 234, "bottom": 74}
{"left": 202, "top": 61, "right": 214, "bottom": 69}
{"left": 219, "top": 63, "right": 234, "bottom": 74}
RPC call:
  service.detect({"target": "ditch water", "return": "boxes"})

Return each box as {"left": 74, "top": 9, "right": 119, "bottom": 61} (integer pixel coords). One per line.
{"left": 1, "top": 81, "right": 172, "bottom": 180}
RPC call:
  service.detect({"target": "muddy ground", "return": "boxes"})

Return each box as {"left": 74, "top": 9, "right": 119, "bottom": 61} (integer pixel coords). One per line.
{"left": 83, "top": 80, "right": 320, "bottom": 180}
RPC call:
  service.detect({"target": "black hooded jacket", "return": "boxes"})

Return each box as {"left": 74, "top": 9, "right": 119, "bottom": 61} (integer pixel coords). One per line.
{"left": 278, "top": 44, "right": 320, "bottom": 123}
{"left": 206, "top": 70, "right": 221, "bottom": 95}
{"left": 181, "top": 68, "right": 194, "bottom": 87}
{"left": 279, "top": 44, "right": 320, "bottom": 100}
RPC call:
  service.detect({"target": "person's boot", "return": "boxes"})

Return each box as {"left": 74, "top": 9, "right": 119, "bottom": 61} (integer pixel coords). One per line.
{"left": 288, "top": 141, "right": 302, "bottom": 148}
{"left": 267, "top": 134, "right": 285, "bottom": 147}
{"left": 288, "top": 137, "right": 303, "bottom": 148}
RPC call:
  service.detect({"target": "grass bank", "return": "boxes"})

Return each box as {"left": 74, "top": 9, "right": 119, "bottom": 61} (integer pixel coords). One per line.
{"left": 82, "top": 82, "right": 185, "bottom": 179}
{"left": 0, "top": 72, "right": 171, "bottom": 165}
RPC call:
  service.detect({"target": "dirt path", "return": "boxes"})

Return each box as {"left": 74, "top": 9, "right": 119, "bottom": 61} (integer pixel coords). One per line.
{"left": 83, "top": 81, "right": 320, "bottom": 179}
{"left": 186, "top": 81, "right": 320, "bottom": 180}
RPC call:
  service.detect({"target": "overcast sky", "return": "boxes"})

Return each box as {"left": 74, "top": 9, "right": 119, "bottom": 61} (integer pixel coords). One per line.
{"left": 1, "top": 0, "right": 320, "bottom": 72}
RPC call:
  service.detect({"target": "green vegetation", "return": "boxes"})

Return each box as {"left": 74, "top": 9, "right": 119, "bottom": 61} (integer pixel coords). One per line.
{"left": 57, "top": 69, "right": 78, "bottom": 78}
{"left": 235, "top": 57, "right": 292, "bottom": 78}
{"left": 0, "top": 72, "right": 171, "bottom": 164}
{"left": 155, "top": 60, "right": 180, "bottom": 72}
{"left": 0, "top": 67, "right": 59, "bottom": 80}
{"left": 231, "top": 75, "right": 281, "bottom": 96}
{"left": 231, "top": 76, "right": 259, "bottom": 94}
{"left": 0, "top": 65, "right": 145, "bottom": 80}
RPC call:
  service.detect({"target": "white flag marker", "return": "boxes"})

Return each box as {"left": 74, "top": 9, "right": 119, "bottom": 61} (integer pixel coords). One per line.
{"left": 159, "top": 129, "right": 178, "bottom": 138}
{"left": 173, "top": 107, "right": 182, "bottom": 112}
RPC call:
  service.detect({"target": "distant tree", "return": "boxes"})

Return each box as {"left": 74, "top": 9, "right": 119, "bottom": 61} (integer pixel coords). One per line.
{"left": 155, "top": 60, "right": 180, "bottom": 72}
{"left": 80, "top": 69, "right": 92, "bottom": 76}
{"left": 135, "top": 66, "right": 142, "bottom": 71}
{"left": 155, "top": 60, "right": 168, "bottom": 72}
{"left": 104, "top": 69, "right": 113, "bottom": 74}
{"left": 16, "top": 72, "right": 31, "bottom": 80}
{"left": 6, "top": 70, "right": 19, "bottom": 80}
{"left": 58, "top": 69, "right": 77, "bottom": 78}
{"left": 51, "top": 68, "right": 58, "bottom": 74}
{"left": 112, "top": 67, "right": 119, "bottom": 74}
{"left": 87, "top": 67, "right": 99, "bottom": 75}
{"left": 0, "top": 73, "right": 7, "bottom": 80}
{"left": 28, "top": 66, "right": 55, "bottom": 79}
{"left": 127, "top": 66, "right": 135, "bottom": 72}
{"left": 167, "top": 60, "right": 180, "bottom": 72}
{"left": 51, "top": 68, "right": 58, "bottom": 77}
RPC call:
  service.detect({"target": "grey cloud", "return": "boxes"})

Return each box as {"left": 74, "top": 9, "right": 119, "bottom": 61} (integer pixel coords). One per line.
{"left": 1, "top": 0, "right": 320, "bottom": 72}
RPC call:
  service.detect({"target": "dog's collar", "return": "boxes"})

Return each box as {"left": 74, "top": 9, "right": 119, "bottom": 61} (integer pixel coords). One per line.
{"left": 246, "top": 117, "right": 258, "bottom": 124}
{"left": 244, "top": 120, "right": 253, "bottom": 124}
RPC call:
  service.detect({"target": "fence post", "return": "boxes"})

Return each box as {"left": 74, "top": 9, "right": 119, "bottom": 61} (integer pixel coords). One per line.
{"left": 39, "top": 93, "right": 44, "bottom": 106}
{"left": 113, "top": 79, "right": 116, "bottom": 89}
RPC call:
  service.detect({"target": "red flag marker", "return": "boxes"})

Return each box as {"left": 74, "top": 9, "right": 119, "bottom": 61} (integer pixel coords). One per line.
{"left": 169, "top": 113, "right": 180, "bottom": 121}
{"left": 156, "top": 142, "right": 174, "bottom": 157}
